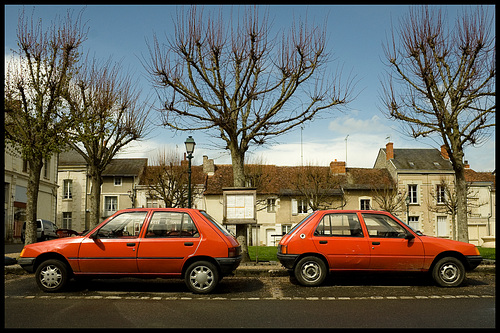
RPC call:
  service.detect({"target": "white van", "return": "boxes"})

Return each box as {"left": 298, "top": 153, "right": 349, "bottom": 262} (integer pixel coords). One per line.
{"left": 21, "top": 219, "right": 58, "bottom": 242}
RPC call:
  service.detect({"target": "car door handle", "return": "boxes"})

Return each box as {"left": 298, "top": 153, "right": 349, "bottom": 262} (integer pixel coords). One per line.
{"left": 372, "top": 242, "right": 380, "bottom": 245}
{"left": 126, "top": 243, "right": 136, "bottom": 247}
{"left": 319, "top": 240, "right": 328, "bottom": 244}
{"left": 184, "top": 242, "right": 194, "bottom": 246}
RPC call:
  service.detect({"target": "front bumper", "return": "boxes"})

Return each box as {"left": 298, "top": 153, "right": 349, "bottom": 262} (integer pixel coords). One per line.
{"left": 216, "top": 256, "right": 242, "bottom": 275}
{"left": 17, "top": 257, "right": 36, "bottom": 273}
{"left": 465, "top": 255, "right": 483, "bottom": 270}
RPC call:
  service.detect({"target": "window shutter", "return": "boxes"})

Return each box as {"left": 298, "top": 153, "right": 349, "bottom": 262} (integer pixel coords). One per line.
{"left": 291, "top": 199, "right": 298, "bottom": 215}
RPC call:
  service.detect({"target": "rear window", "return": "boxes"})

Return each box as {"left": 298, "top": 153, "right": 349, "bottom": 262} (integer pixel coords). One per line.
{"left": 285, "top": 212, "right": 315, "bottom": 236}
{"left": 199, "top": 211, "right": 234, "bottom": 237}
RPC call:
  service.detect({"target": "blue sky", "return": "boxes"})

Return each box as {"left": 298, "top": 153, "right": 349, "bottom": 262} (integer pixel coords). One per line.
{"left": 4, "top": 4, "right": 495, "bottom": 172}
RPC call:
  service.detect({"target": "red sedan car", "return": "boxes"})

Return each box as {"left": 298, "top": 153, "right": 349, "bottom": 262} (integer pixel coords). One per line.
{"left": 277, "top": 210, "right": 482, "bottom": 287}
{"left": 19, "top": 208, "right": 241, "bottom": 294}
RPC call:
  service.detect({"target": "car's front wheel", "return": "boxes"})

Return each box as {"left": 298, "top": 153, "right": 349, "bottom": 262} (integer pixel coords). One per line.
{"left": 185, "top": 261, "right": 219, "bottom": 294}
{"left": 35, "top": 259, "right": 69, "bottom": 292}
{"left": 294, "top": 256, "right": 327, "bottom": 287}
{"left": 432, "top": 257, "right": 465, "bottom": 287}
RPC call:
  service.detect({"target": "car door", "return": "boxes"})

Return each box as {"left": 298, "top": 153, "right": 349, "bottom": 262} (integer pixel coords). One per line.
{"left": 136, "top": 211, "right": 201, "bottom": 275}
{"left": 78, "top": 211, "right": 148, "bottom": 273}
{"left": 312, "top": 212, "right": 370, "bottom": 269}
{"left": 361, "top": 213, "right": 424, "bottom": 270}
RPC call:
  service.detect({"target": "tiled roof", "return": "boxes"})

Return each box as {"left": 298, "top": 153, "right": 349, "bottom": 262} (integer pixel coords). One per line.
{"left": 102, "top": 158, "right": 148, "bottom": 176}
{"left": 204, "top": 164, "right": 394, "bottom": 195}
{"left": 384, "top": 148, "right": 454, "bottom": 171}
{"left": 465, "top": 169, "right": 496, "bottom": 187}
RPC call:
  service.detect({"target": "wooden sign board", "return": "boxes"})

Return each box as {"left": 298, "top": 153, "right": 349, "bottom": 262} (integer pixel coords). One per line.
{"left": 223, "top": 188, "right": 256, "bottom": 225}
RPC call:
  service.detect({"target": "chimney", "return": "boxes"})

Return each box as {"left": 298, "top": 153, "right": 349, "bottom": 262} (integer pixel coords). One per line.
{"left": 441, "top": 145, "right": 449, "bottom": 160}
{"left": 203, "top": 155, "right": 215, "bottom": 176}
{"left": 464, "top": 160, "right": 470, "bottom": 169}
{"left": 330, "top": 159, "right": 346, "bottom": 174}
{"left": 386, "top": 142, "right": 394, "bottom": 160}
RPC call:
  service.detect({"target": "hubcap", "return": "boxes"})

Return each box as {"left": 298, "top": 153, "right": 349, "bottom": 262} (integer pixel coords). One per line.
{"left": 301, "top": 262, "right": 321, "bottom": 282}
{"left": 439, "top": 263, "right": 460, "bottom": 283}
{"left": 189, "top": 266, "right": 214, "bottom": 291}
{"left": 40, "top": 265, "right": 62, "bottom": 289}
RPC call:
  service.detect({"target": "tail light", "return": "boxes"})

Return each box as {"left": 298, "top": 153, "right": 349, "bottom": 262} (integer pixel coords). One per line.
{"left": 228, "top": 246, "right": 241, "bottom": 257}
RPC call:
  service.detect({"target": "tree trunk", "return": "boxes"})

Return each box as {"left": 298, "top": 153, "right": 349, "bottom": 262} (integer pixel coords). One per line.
{"left": 230, "top": 144, "right": 252, "bottom": 262}
{"left": 454, "top": 166, "right": 469, "bottom": 243}
{"left": 24, "top": 157, "right": 43, "bottom": 245}
{"left": 448, "top": 145, "right": 469, "bottom": 243}
{"left": 88, "top": 167, "right": 103, "bottom": 229}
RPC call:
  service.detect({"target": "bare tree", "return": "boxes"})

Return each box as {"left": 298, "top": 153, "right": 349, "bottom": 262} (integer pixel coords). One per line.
{"left": 65, "top": 58, "right": 151, "bottom": 228}
{"left": 428, "top": 178, "right": 488, "bottom": 240}
{"left": 144, "top": 5, "right": 354, "bottom": 260}
{"left": 144, "top": 149, "right": 194, "bottom": 208}
{"left": 380, "top": 5, "right": 495, "bottom": 242}
{"left": 371, "top": 179, "right": 407, "bottom": 215}
{"left": 294, "top": 165, "right": 343, "bottom": 211}
{"left": 4, "top": 9, "right": 87, "bottom": 245}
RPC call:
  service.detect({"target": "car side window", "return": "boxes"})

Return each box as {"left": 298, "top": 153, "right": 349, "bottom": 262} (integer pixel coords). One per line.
{"left": 314, "top": 213, "right": 363, "bottom": 237}
{"left": 362, "top": 213, "right": 407, "bottom": 238}
{"left": 97, "top": 212, "right": 147, "bottom": 238}
{"left": 146, "top": 212, "right": 199, "bottom": 238}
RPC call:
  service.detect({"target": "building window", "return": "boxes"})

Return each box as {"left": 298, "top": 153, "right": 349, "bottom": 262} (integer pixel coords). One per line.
{"left": 436, "top": 216, "right": 449, "bottom": 237}
{"left": 62, "top": 212, "right": 72, "bottom": 229}
{"left": 114, "top": 177, "right": 122, "bottom": 186}
{"left": 408, "top": 184, "right": 418, "bottom": 204}
{"left": 104, "top": 196, "right": 118, "bottom": 216}
{"left": 360, "top": 199, "right": 371, "bottom": 210}
{"left": 436, "top": 185, "right": 446, "bottom": 204}
{"left": 43, "top": 157, "right": 50, "bottom": 179}
{"left": 298, "top": 199, "right": 308, "bottom": 214}
{"left": 292, "top": 199, "right": 309, "bottom": 215}
{"left": 267, "top": 198, "right": 276, "bottom": 213}
{"left": 408, "top": 216, "right": 419, "bottom": 231}
{"left": 281, "top": 224, "right": 292, "bottom": 235}
{"left": 63, "top": 180, "right": 72, "bottom": 199}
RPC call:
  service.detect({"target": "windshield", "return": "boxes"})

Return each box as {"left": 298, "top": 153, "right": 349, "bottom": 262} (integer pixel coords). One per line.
{"left": 200, "top": 211, "right": 235, "bottom": 237}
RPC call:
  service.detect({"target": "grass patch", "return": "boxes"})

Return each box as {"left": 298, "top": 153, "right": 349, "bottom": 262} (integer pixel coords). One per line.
{"left": 478, "top": 247, "right": 495, "bottom": 260}
{"left": 248, "top": 246, "right": 278, "bottom": 262}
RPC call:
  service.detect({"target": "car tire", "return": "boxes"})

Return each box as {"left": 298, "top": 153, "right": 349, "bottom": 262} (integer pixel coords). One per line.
{"left": 294, "top": 256, "right": 327, "bottom": 287}
{"left": 432, "top": 257, "right": 465, "bottom": 287}
{"left": 185, "top": 261, "right": 219, "bottom": 294}
{"left": 35, "top": 259, "right": 69, "bottom": 292}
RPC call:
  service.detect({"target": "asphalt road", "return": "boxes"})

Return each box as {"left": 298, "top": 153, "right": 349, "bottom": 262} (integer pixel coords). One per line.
{"left": 5, "top": 270, "right": 495, "bottom": 328}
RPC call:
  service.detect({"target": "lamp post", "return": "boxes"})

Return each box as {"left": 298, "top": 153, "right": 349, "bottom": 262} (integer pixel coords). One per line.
{"left": 185, "top": 136, "right": 196, "bottom": 208}
{"left": 405, "top": 195, "right": 410, "bottom": 224}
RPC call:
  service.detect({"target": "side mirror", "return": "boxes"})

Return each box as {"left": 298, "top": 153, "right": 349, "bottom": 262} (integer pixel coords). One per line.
{"left": 405, "top": 233, "right": 415, "bottom": 241}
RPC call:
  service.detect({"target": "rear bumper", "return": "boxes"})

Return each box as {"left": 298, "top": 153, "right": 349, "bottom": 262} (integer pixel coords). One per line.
{"left": 277, "top": 253, "right": 299, "bottom": 270}
{"left": 17, "top": 257, "right": 36, "bottom": 273}
{"left": 216, "top": 256, "right": 242, "bottom": 275}
{"left": 465, "top": 255, "right": 483, "bottom": 270}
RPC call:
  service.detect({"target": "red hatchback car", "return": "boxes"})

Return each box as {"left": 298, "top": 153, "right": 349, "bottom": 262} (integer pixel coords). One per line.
{"left": 277, "top": 210, "right": 482, "bottom": 287}
{"left": 19, "top": 208, "right": 241, "bottom": 294}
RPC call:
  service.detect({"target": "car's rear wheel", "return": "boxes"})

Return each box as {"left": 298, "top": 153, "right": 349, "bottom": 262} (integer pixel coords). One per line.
{"left": 185, "top": 261, "right": 219, "bottom": 294}
{"left": 432, "top": 257, "right": 465, "bottom": 287}
{"left": 35, "top": 259, "right": 69, "bottom": 292}
{"left": 294, "top": 256, "right": 327, "bottom": 287}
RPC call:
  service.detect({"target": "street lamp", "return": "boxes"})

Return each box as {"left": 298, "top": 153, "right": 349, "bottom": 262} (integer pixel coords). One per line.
{"left": 185, "top": 136, "right": 196, "bottom": 208}
{"left": 405, "top": 195, "right": 410, "bottom": 224}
